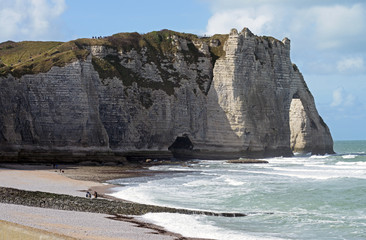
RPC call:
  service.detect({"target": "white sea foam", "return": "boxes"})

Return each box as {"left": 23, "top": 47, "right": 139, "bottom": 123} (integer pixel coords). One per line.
{"left": 200, "top": 170, "right": 220, "bottom": 176}
{"left": 254, "top": 166, "right": 366, "bottom": 180}
{"left": 142, "top": 213, "right": 284, "bottom": 240}
{"left": 310, "top": 155, "right": 330, "bottom": 159}
{"left": 106, "top": 143, "right": 366, "bottom": 239}
{"left": 253, "top": 170, "right": 334, "bottom": 180}
{"left": 336, "top": 161, "right": 366, "bottom": 167}
{"left": 183, "top": 179, "right": 215, "bottom": 187}
{"left": 183, "top": 175, "right": 246, "bottom": 187}
{"left": 108, "top": 186, "right": 157, "bottom": 206}
{"left": 308, "top": 163, "right": 366, "bottom": 171}
{"left": 223, "top": 177, "right": 245, "bottom": 186}
{"left": 266, "top": 157, "right": 312, "bottom": 165}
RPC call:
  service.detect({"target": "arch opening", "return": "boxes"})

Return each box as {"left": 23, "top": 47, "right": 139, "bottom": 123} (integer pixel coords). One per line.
{"left": 289, "top": 95, "right": 307, "bottom": 153}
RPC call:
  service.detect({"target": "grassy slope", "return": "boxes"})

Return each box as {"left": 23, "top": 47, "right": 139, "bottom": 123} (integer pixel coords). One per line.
{"left": 0, "top": 30, "right": 229, "bottom": 79}
{"left": 0, "top": 41, "right": 62, "bottom": 65}
{"left": 0, "top": 30, "right": 289, "bottom": 81}
{"left": 0, "top": 41, "right": 89, "bottom": 78}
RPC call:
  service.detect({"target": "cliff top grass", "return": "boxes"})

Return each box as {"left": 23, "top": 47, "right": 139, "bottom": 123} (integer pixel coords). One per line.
{"left": 0, "top": 29, "right": 229, "bottom": 78}
{"left": 0, "top": 29, "right": 286, "bottom": 80}
{"left": 0, "top": 41, "right": 62, "bottom": 65}
{"left": 0, "top": 40, "right": 89, "bottom": 78}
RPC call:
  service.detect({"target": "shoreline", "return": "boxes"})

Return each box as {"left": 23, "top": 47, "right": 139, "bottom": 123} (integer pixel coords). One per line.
{"left": 0, "top": 163, "right": 214, "bottom": 240}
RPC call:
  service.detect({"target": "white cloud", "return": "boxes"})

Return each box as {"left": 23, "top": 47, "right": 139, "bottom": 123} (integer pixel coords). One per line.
{"left": 315, "top": 4, "right": 364, "bottom": 37}
{"left": 293, "top": 4, "right": 365, "bottom": 49}
{"left": 331, "top": 88, "right": 355, "bottom": 107}
{"left": 0, "top": 0, "right": 66, "bottom": 42}
{"left": 344, "top": 94, "right": 356, "bottom": 107}
{"left": 204, "top": 1, "right": 366, "bottom": 50}
{"left": 331, "top": 88, "right": 343, "bottom": 107}
{"left": 205, "top": 8, "right": 273, "bottom": 35}
{"left": 337, "top": 57, "right": 364, "bottom": 72}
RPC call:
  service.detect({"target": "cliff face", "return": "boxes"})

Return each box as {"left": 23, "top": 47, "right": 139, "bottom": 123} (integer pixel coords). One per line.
{"left": 0, "top": 28, "right": 334, "bottom": 161}
{"left": 206, "top": 28, "right": 333, "bottom": 156}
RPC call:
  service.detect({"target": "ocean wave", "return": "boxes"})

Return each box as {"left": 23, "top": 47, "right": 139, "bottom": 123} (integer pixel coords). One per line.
{"left": 336, "top": 161, "right": 366, "bottom": 167}
{"left": 223, "top": 177, "right": 245, "bottom": 186}
{"left": 142, "top": 213, "right": 284, "bottom": 240}
{"left": 310, "top": 155, "right": 330, "bottom": 159}
{"left": 183, "top": 179, "right": 216, "bottom": 187}
{"left": 183, "top": 176, "right": 246, "bottom": 187}
{"left": 294, "top": 152, "right": 311, "bottom": 156}
{"left": 253, "top": 167, "right": 366, "bottom": 180}
{"left": 342, "top": 154, "right": 357, "bottom": 159}
{"left": 266, "top": 157, "right": 317, "bottom": 165}
{"left": 108, "top": 186, "right": 158, "bottom": 206}
{"left": 200, "top": 171, "right": 220, "bottom": 176}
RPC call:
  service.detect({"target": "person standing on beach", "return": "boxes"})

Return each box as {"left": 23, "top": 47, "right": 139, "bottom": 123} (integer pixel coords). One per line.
{"left": 94, "top": 191, "right": 98, "bottom": 199}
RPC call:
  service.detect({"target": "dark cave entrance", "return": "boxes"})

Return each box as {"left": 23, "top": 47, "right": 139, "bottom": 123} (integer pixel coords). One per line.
{"left": 168, "top": 135, "right": 194, "bottom": 159}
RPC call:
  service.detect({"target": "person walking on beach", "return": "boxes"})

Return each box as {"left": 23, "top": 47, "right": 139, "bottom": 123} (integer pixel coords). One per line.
{"left": 86, "top": 191, "right": 91, "bottom": 198}
{"left": 94, "top": 191, "right": 98, "bottom": 199}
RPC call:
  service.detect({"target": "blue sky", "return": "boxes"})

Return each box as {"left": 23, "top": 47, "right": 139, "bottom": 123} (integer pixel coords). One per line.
{"left": 0, "top": 0, "right": 365, "bottom": 140}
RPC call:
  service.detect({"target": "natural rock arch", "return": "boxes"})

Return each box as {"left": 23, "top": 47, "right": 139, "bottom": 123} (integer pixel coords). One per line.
{"left": 289, "top": 92, "right": 334, "bottom": 154}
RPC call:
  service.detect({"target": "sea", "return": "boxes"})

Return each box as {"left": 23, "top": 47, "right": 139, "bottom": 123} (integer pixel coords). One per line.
{"left": 108, "top": 140, "right": 366, "bottom": 240}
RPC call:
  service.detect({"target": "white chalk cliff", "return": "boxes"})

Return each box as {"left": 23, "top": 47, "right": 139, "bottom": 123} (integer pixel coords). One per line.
{"left": 0, "top": 28, "right": 334, "bottom": 161}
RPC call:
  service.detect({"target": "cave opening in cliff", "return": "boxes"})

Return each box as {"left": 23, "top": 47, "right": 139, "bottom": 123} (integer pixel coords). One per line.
{"left": 168, "top": 135, "right": 193, "bottom": 151}
{"left": 168, "top": 135, "right": 194, "bottom": 159}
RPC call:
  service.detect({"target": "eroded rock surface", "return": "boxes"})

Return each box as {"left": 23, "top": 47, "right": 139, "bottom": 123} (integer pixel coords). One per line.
{"left": 0, "top": 28, "right": 334, "bottom": 162}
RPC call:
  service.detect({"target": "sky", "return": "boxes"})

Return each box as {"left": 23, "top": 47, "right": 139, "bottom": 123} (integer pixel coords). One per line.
{"left": 0, "top": 0, "right": 365, "bottom": 140}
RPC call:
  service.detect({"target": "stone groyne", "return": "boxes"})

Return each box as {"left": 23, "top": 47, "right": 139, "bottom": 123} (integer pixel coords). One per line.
{"left": 0, "top": 187, "right": 247, "bottom": 217}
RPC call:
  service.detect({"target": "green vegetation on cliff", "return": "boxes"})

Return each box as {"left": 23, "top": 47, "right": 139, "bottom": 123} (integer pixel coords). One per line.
{"left": 205, "top": 34, "right": 228, "bottom": 64}
{"left": 0, "top": 30, "right": 228, "bottom": 97}
{"left": 0, "top": 30, "right": 229, "bottom": 79}
{"left": 0, "top": 41, "right": 89, "bottom": 78}
{"left": 73, "top": 30, "right": 203, "bottom": 55}
{"left": 91, "top": 55, "right": 179, "bottom": 97}
{"left": 88, "top": 30, "right": 228, "bottom": 96}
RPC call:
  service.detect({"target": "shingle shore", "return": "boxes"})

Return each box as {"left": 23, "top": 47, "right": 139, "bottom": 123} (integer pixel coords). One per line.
{"left": 0, "top": 187, "right": 246, "bottom": 217}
